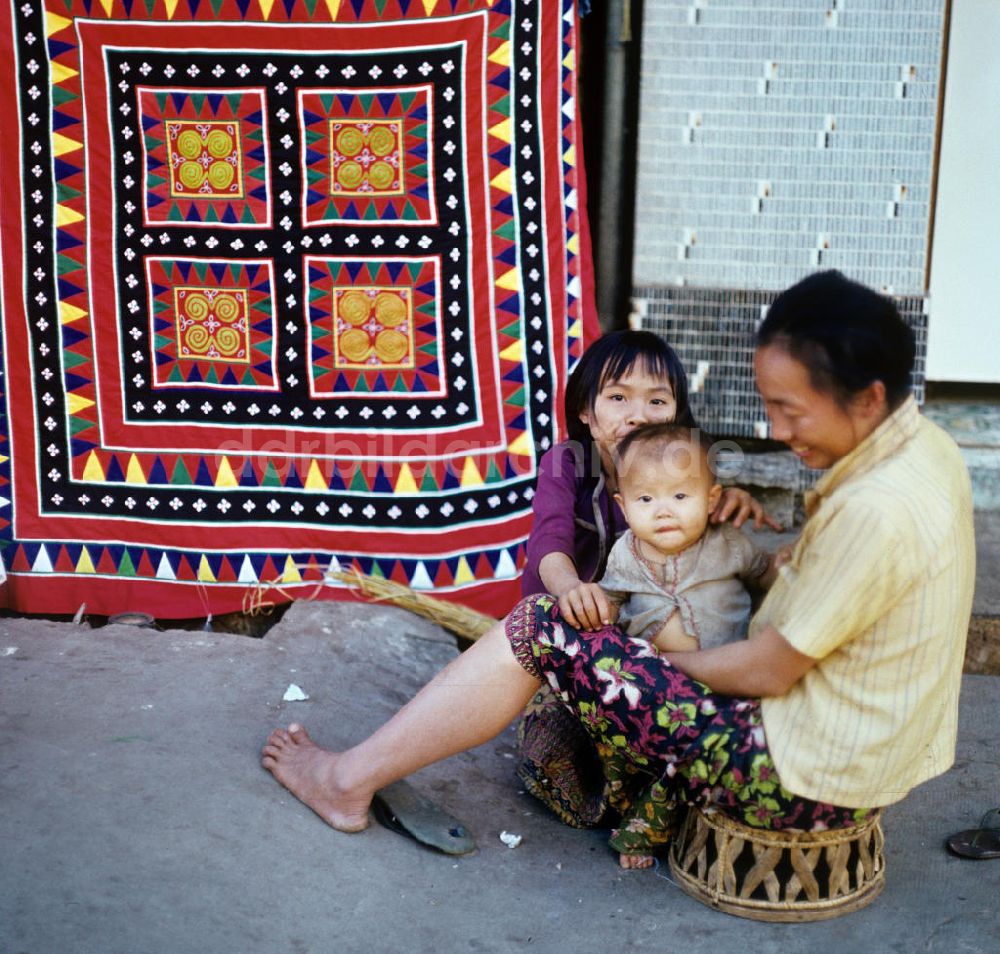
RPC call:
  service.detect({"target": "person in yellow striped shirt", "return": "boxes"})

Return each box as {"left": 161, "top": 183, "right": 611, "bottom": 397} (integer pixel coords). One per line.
{"left": 262, "top": 271, "right": 975, "bottom": 864}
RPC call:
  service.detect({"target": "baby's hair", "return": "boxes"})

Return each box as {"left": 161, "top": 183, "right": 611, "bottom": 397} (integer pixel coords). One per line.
{"left": 757, "top": 270, "right": 915, "bottom": 409}
{"left": 614, "top": 422, "right": 716, "bottom": 487}
{"left": 564, "top": 330, "right": 696, "bottom": 445}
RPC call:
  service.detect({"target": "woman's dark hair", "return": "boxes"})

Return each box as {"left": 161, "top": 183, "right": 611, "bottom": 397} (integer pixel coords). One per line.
{"left": 564, "top": 330, "right": 695, "bottom": 444}
{"left": 757, "top": 270, "right": 915, "bottom": 409}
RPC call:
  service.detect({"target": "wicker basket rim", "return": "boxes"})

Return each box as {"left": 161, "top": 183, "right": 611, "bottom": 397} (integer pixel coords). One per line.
{"left": 694, "top": 807, "right": 883, "bottom": 847}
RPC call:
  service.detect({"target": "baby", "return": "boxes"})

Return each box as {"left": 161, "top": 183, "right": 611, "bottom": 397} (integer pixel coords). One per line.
{"left": 597, "top": 422, "right": 780, "bottom": 654}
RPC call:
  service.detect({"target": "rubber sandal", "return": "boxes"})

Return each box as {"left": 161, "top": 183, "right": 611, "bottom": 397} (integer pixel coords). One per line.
{"left": 372, "top": 780, "right": 477, "bottom": 856}
{"left": 945, "top": 809, "right": 1000, "bottom": 860}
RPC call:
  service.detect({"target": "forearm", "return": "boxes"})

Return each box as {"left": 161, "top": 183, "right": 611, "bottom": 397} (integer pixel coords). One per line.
{"left": 538, "top": 551, "right": 583, "bottom": 597}
{"left": 663, "top": 625, "right": 815, "bottom": 697}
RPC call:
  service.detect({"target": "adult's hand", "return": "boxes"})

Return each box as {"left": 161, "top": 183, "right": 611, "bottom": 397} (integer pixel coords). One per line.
{"left": 558, "top": 582, "right": 618, "bottom": 631}
{"left": 664, "top": 624, "right": 815, "bottom": 697}
{"left": 711, "top": 486, "right": 783, "bottom": 531}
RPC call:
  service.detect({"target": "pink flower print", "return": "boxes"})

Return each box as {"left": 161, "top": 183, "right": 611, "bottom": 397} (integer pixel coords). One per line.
{"left": 595, "top": 658, "right": 642, "bottom": 708}
{"left": 540, "top": 621, "right": 581, "bottom": 657}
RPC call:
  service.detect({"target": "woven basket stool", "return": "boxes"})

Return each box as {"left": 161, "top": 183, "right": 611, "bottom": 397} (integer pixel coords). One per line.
{"left": 668, "top": 807, "right": 885, "bottom": 922}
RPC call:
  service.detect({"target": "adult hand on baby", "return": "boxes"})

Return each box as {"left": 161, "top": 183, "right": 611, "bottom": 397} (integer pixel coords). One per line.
{"left": 557, "top": 582, "right": 618, "bottom": 632}
{"left": 711, "top": 486, "right": 783, "bottom": 531}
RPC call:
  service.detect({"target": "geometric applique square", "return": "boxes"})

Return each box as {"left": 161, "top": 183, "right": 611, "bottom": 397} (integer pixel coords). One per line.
{"left": 298, "top": 87, "right": 435, "bottom": 225}
{"left": 146, "top": 257, "right": 278, "bottom": 390}
{"left": 306, "top": 256, "right": 442, "bottom": 396}
{"left": 137, "top": 87, "right": 271, "bottom": 228}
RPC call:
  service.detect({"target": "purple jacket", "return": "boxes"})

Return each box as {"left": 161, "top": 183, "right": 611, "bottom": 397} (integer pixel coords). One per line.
{"left": 521, "top": 441, "right": 626, "bottom": 596}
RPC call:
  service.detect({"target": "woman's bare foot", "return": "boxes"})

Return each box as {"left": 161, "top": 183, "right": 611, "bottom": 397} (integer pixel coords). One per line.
{"left": 619, "top": 852, "right": 655, "bottom": 870}
{"left": 261, "top": 723, "right": 372, "bottom": 832}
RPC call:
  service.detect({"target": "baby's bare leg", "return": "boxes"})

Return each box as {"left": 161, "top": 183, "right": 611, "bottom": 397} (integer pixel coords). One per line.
{"left": 619, "top": 853, "right": 655, "bottom": 870}
{"left": 261, "top": 620, "right": 541, "bottom": 830}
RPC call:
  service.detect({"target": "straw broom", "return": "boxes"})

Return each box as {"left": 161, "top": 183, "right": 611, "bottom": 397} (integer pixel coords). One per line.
{"left": 328, "top": 569, "right": 498, "bottom": 641}
{"left": 243, "top": 564, "right": 499, "bottom": 641}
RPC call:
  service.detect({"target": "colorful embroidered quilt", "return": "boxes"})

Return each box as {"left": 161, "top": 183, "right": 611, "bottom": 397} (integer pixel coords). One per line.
{"left": 0, "top": 0, "right": 597, "bottom": 618}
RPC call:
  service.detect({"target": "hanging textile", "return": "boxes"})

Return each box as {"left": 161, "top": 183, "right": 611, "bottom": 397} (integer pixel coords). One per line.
{"left": 0, "top": 0, "right": 597, "bottom": 618}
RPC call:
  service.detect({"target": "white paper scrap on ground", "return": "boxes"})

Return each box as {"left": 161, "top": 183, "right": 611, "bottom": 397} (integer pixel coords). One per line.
{"left": 499, "top": 831, "right": 522, "bottom": 848}
{"left": 283, "top": 683, "right": 309, "bottom": 702}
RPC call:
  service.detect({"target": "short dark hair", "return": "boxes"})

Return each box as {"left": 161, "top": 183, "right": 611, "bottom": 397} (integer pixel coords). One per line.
{"left": 757, "top": 270, "right": 915, "bottom": 409}
{"left": 564, "top": 330, "right": 695, "bottom": 444}
{"left": 614, "top": 422, "right": 715, "bottom": 487}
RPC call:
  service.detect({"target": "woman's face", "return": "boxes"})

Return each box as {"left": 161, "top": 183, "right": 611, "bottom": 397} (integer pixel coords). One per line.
{"left": 754, "top": 345, "right": 873, "bottom": 469}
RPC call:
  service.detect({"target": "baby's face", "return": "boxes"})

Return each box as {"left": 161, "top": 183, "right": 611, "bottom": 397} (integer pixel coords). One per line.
{"left": 614, "top": 441, "right": 722, "bottom": 560}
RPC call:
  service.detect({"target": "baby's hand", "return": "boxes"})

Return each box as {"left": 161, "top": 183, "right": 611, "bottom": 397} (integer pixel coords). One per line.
{"left": 772, "top": 543, "right": 795, "bottom": 569}
{"left": 557, "top": 582, "right": 617, "bottom": 631}
{"left": 711, "top": 487, "right": 783, "bottom": 531}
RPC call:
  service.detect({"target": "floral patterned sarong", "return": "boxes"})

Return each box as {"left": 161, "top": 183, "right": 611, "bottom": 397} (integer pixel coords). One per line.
{"left": 509, "top": 595, "right": 874, "bottom": 856}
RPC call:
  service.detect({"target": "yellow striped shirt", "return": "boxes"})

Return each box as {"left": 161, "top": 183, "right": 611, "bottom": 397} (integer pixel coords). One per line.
{"left": 756, "top": 396, "right": 975, "bottom": 807}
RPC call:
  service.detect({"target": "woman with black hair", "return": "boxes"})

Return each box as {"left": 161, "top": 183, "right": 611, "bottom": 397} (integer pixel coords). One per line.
{"left": 262, "top": 272, "right": 975, "bottom": 863}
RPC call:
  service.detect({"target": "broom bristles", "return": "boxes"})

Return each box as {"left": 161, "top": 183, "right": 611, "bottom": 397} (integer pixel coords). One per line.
{"left": 329, "top": 569, "right": 498, "bottom": 641}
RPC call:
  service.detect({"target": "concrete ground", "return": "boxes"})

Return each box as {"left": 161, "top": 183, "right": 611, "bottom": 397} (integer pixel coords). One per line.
{"left": 1, "top": 512, "right": 998, "bottom": 953}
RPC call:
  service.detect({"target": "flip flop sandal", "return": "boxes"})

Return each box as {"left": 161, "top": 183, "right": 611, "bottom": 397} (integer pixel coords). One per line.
{"left": 945, "top": 809, "right": 1000, "bottom": 860}
{"left": 372, "top": 780, "right": 477, "bottom": 856}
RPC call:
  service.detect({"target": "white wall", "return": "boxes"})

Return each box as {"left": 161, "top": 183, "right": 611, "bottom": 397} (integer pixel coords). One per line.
{"left": 927, "top": 0, "right": 1000, "bottom": 382}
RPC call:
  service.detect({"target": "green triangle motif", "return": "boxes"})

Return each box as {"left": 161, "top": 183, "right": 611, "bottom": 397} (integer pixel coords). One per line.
{"left": 171, "top": 459, "right": 193, "bottom": 485}
{"left": 261, "top": 462, "right": 283, "bottom": 487}
{"left": 70, "top": 416, "right": 93, "bottom": 436}
{"left": 58, "top": 254, "right": 80, "bottom": 276}
{"left": 349, "top": 468, "right": 370, "bottom": 492}
{"left": 420, "top": 467, "right": 439, "bottom": 492}
{"left": 507, "top": 386, "right": 526, "bottom": 408}
{"left": 494, "top": 94, "right": 511, "bottom": 117}
{"left": 56, "top": 184, "right": 81, "bottom": 204}
{"left": 167, "top": 365, "right": 186, "bottom": 383}
{"left": 486, "top": 460, "right": 504, "bottom": 483}
{"left": 118, "top": 550, "right": 137, "bottom": 577}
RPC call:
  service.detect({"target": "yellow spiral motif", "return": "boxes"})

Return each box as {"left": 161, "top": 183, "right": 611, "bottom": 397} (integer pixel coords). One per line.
{"left": 336, "top": 127, "right": 365, "bottom": 157}
{"left": 177, "top": 130, "right": 203, "bottom": 159}
{"left": 375, "top": 329, "right": 409, "bottom": 365}
{"left": 368, "top": 161, "right": 395, "bottom": 191}
{"left": 368, "top": 125, "right": 395, "bottom": 157}
{"left": 178, "top": 161, "right": 206, "bottom": 190}
{"left": 339, "top": 329, "right": 372, "bottom": 363}
{"left": 374, "top": 292, "right": 407, "bottom": 328}
{"left": 206, "top": 129, "right": 233, "bottom": 158}
{"left": 185, "top": 325, "right": 210, "bottom": 354}
{"left": 207, "top": 161, "right": 235, "bottom": 191}
{"left": 213, "top": 293, "right": 240, "bottom": 323}
{"left": 337, "top": 161, "right": 364, "bottom": 190}
{"left": 338, "top": 290, "right": 372, "bottom": 326}
{"left": 214, "top": 326, "right": 242, "bottom": 357}
{"left": 183, "top": 293, "right": 210, "bottom": 321}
